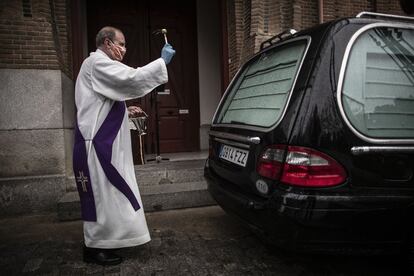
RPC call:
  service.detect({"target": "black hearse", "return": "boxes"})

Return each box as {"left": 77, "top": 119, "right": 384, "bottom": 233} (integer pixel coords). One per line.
{"left": 205, "top": 12, "right": 414, "bottom": 259}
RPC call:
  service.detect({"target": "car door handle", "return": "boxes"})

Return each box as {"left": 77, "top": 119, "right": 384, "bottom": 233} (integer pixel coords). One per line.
{"left": 209, "top": 131, "right": 261, "bottom": 145}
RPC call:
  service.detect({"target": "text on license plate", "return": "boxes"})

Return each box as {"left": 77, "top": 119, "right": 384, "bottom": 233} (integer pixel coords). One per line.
{"left": 219, "top": 145, "right": 249, "bottom": 167}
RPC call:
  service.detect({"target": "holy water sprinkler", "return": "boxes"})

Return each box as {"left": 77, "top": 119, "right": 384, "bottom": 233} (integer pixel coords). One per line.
{"left": 161, "top": 28, "right": 168, "bottom": 44}
{"left": 153, "top": 28, "right": 168, "bottom": 44}
{"left": 147, "top": 27, "right": 171, "bottom": 163}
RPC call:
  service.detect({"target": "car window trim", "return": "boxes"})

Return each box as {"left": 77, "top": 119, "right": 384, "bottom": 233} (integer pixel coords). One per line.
{"left": 212, "top": 36, "right": 312, "bottom": 133}
{"left": 351, "top": 146, "right": 414, "bottom": 155}
{"left": 337, "top": 22, "right": 414, "bottom": 145}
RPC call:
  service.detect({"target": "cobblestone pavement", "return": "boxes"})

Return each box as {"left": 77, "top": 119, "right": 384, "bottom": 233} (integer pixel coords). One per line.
{"left": 0, "top": 206, "right": 409, "bottom": 275}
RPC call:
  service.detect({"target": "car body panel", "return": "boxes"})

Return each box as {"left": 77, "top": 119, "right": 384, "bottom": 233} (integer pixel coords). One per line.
{"left": 205, "top": 15, "right": 414, "bottom": 252}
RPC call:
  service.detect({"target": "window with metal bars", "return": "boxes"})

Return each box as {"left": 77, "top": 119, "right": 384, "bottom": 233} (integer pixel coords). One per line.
{"left": 22, "top": 0, "right": 32, "bottom": 17}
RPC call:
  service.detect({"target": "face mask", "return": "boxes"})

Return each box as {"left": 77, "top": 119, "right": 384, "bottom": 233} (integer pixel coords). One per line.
{"left": 108, "top": 39, "right": 125, "bottom": 61}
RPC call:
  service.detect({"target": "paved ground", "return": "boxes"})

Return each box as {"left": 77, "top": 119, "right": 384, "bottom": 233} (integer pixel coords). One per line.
{"left": 0, "top": 206, "right": 409, "bottom": 275}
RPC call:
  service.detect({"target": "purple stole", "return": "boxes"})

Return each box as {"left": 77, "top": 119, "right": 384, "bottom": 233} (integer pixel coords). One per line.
{"left": 73, "top": 101, "right": 140, "bottom": 221}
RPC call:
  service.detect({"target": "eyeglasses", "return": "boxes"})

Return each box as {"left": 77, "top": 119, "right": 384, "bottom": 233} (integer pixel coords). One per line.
{"left": 108, "top": 38, "right": 126, "bottom": 50}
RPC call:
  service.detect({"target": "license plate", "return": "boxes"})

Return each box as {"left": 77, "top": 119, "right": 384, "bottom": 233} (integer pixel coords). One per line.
{"left": 219, "top": 144, "right": 249, "bottom": 167}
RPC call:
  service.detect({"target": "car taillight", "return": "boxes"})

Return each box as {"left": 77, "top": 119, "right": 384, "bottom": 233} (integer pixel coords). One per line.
{"left": 257, "top": 145, "right": 347, "bottom": 187}
{"left": 257, "top": 145, "right": 286, "bottom": 180}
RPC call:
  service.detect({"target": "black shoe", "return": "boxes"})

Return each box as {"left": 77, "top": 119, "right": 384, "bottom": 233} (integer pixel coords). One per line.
{"left": 83, "top": 246, "right": 123, "bottom": 266}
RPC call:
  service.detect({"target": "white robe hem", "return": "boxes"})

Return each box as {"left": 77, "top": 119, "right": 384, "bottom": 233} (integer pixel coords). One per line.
{"left": 85, "top": 233, "right": 151, "bottom": 249}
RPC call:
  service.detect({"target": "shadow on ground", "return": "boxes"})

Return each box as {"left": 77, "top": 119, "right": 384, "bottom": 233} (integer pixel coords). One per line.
{"left": 0, "top": 206, "right": 409, "bottom": 275}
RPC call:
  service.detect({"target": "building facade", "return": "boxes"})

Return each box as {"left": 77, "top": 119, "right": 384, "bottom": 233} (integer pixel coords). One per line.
{"left": 226, "top": 0, "right": 405, "bottom": 79}
{"left": 0, "top": 0, "right": 407, "bottom": 216}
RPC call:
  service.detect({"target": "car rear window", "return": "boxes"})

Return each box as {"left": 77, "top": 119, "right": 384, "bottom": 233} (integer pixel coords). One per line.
{"left": 215, "top": 40, "right": 308, "bottom": 128}
{"left": 341, "top": 25, "right": 414, "bottom": 139}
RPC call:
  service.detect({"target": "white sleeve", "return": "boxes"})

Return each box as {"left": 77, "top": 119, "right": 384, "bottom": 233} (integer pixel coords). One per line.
{"left": 91, "top": 57, "right": 168, "bottom": 101}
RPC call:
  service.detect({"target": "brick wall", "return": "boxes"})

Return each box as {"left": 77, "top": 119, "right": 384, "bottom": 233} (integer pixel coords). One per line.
{"left": 0, "top": 0, "right": 72, "bottom": 78}
{"left": 293, "top": 0, "right": 319, "bottom": 30}
{"left": 227, "top": 0, "right": 406, "bottom": 79}
{"left": 227, "top": 0, "right": 239, "bottom": 77}
{"left": 376, "top": 0, "right": 405, "bottom": 15}
{"left": 324, "top": 0, "right": 374, "bottom": 21}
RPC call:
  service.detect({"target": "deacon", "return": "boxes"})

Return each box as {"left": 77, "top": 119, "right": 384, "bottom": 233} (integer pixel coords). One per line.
{"left": 73, "top": 26, "right": 175, "bottom": 265}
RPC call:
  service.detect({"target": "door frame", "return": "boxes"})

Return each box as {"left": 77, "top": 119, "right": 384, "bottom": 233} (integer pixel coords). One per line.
{"left": 70, "top": 0, "right": 228, "bottom": 153}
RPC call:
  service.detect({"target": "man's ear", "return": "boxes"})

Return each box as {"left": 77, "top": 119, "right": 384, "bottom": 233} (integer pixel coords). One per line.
{"left": 103, "top": 38, "right": 111, "bottom": 48}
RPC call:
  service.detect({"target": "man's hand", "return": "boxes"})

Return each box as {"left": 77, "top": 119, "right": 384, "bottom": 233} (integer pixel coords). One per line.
{"left": 128, "top": 106, "right": 144, "bottom": 118}
{"left": 161, "top": 43, "right": 176, "bottom": 65}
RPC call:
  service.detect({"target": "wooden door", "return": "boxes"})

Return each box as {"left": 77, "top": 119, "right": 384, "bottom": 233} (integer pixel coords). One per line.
{"left": 146, "top": 0, "right": 199, "bottom": 153}
{"left": 86, "top": 0, "right": 199, "bottom": 159}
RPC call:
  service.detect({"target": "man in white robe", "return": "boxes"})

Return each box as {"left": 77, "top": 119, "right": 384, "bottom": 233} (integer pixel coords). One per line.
{"left": 73, "top": 26, "right": 175, "bottom": 265}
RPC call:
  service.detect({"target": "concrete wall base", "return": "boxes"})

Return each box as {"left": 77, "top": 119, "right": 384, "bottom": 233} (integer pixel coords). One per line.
{"left": 0, "top": 175, "right": 67, "bottom": 217}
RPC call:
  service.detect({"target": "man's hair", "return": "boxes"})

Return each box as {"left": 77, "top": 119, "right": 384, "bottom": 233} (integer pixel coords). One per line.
{"left": 96, "top": 26, "right": 122, "bottom": 48}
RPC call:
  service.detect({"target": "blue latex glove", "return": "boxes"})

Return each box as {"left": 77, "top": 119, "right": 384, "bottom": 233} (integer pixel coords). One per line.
{"left": 161, "top": 43, "right": 176, "bottom": 65}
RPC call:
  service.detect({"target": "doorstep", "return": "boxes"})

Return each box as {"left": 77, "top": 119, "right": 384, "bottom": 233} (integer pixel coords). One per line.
{"left": 57, "top": 156, "right": 215, "bottom": 221}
